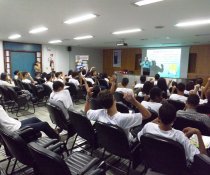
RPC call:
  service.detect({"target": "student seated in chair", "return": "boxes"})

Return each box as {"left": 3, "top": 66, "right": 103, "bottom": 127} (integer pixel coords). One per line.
{"left": 0, "top": 105, "right": 59, "bottom": 139}
{"left": 50, "top": 81, "right": 73, "bottom": 110}
{"left": 84, "top": 87, "right": 151, "bottom": 142}
{"left": 137, "top": 103, "right": 207, "bottom": 163}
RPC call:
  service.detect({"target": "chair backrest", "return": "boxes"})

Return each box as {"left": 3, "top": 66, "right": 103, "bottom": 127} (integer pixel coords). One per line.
{"left": 116, "top": 102, "right": 129, "bottom": 113}
{"left": 95, "top": 121, "right": 130, "bottom": 158}
{"left": 114, "top": 91, "right": 132, "bottom": 107}
{"left": 6, "top": 87, "right": 18, "bottom": 100}
{"left": 68, "top": 110, "right": 98, "bottom": 148}
{"left": 193, "top": 154, "right": 210, "bottom": 175}
{"left": 142, "top": 109, "right": 158, "bottom": 126}
{"left": 28, "top": 142, "right": 71, "bottom": 175}
{"left": 140, "top": 133, "right": 187, "bottom": 175}
{"left": 196, "top": 104, "right": 210, "bottom": 114}
{"left": 66, "top": 82, "right": 77, "bottom": 97}
{"left": 167, "top": 100, "right": 185, "bottom": 111}
{"left": 0, "top": 128, "right": 33, "bottom": 166}
{"left": 0, "top": 85, "right": 10, "bottom": 101}
{"left": 42, "top": 84, "right": 52, "bottom": 97}
{"left": 173, "top": 117, "right": 210, "bottom": 136}
{"left": 46, "top": 103, "right": 69, "bottom": 131}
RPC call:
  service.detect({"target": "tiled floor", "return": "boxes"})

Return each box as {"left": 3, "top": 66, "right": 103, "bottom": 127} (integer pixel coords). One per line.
{"left": 0, "top": 102, "right": 144, "bottom": 175}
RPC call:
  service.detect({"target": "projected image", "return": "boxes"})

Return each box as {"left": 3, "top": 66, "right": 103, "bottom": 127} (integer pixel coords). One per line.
{"left": 147, "top": 48, "right": 181, "bottom": 78}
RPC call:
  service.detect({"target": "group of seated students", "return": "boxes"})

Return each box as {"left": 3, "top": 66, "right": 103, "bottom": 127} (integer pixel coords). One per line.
{"left": 1, "top": 66, "right": 210, "bottom": 167}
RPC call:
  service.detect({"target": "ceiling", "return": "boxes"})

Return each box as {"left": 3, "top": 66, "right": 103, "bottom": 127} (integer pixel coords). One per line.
{"left": 0, "top": 0, "right": 210, "bottom": 48}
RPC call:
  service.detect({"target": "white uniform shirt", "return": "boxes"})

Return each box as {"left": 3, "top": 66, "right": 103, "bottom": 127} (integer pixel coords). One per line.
{"left": 116, "top": 87, "right": 134, "bottom": 96}
{"left": 50, "top": 89, "right": 73, "bottom": 109}
{"left": 169, "top": 94, "right": 187, "bottom": 103}
{"left": 0, "top": 105, "right": 21, "bottom": 132}
{"left": 141, "top": 101, "right": 162, "bottom": 114}
{"left": 45, "top": 81, "right": 53, "bottom": 90}
{"left": 0, "top": 80, "right": 15, "bottom": 87}
{"left": 69, "top": 78, "right": 80, "bottom": 87}
{"left": 22, "top": 79, "right": 31, "bottom": 84}
{"left": 87, "top": 109, "right": 142, "bottom": 141}
{"left": 137, "top": 122, "right": 200, "bottom": 162}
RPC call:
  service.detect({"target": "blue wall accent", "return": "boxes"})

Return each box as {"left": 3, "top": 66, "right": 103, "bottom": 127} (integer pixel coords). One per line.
{"left": 3, "top": 41, "right": 41, "bottom": 52}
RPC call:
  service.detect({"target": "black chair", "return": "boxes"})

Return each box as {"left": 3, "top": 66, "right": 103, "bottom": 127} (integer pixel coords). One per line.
{"left": 114, "top": 91, "right": 132, "bottom": 108}
{"left": 7, "top": 87, "right": 29, "bottom": 116}
{"left": 46, "top": 103, "right": 76, "bottom": 145}
{"left": 192, "top": 154, "right": 210, "bottom": 175}
{"left": 173, "top": 117, "right": 210, "bottom": 136}
{"left": 95, "top": 121, "right": 141, "bottom": 174}
{"left": 66, "top": 82, "right": 79, "bottom": 102}
{"left": 196, "top": 104, "right": 210, "bottom": 114}
{"left": 116, "top": 102, "right": 129, "bottom": 113}
{"left": 140, "top": 133, "right": 188, "bottom": 175}
{"left": 28, "top": 142, "right": 106, "bottom": 175}
{"left": 68, "top": 110, "right": 98, "bottom": 153}
{"left": 0, "top": 85, "right": 15, "bottom": 110}
{"left": 142, "top": 109, "right": 158, "bottom": 126}
{"left": 42, "top": 83, "right": 52, "bottom": 100}
{"left": 0, "top": 127, "right": 60, "bottom": 174}
{"left": 167, "top": 99, "right": 185, "bottom": 111}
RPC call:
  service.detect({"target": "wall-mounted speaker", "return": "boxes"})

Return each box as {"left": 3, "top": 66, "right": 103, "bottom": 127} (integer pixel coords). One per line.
{"left": 67, "top": 46, "right": 72, "bottom": 51}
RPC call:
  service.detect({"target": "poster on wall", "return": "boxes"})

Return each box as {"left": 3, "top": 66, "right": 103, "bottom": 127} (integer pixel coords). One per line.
{"left": 75, "top": 55, "right": 89, "bottom": 71}
{"left": 113, "top": 50, "right": 121, "bottom": 67}
{"left": 46, "top": 47, "right": 56, "bottom": 71}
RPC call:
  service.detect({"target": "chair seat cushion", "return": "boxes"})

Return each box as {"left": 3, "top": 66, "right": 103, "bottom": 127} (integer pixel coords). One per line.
{"left": 65, "top": 152, "right": 100, "bottom": 175}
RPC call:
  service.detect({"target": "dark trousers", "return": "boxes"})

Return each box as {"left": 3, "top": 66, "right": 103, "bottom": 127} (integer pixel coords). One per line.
{"left": 20, "top": 117, "right": 58, "bottom": 139}
{"left": 143, "top": 68, "right": 150, "bottom": 76}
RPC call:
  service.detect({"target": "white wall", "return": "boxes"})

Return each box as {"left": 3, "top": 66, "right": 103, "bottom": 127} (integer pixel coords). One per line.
{"left": 42, "top": 44, "right": 70, "bottom": 74}
{"left": 0, "top": 41, "right": 4, "bottom": 73}
{"left": 69, "top": 47, "right": 103, "bottom": 73}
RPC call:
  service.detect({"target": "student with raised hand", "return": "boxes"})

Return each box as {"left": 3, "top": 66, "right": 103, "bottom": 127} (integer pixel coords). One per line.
{"left": 84, "top": 85, "right": 151, "bottom": 142}
{"left": 137, "top": 103, "right": 207, "bottom": 163}
{"left": 116, "top": 77, "right": 134, "bottom": 96}
{"left": 169, "top": 82, "right": 187, "bottom": 103}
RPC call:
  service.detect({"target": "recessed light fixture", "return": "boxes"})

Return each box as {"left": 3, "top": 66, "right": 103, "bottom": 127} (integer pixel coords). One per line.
{"left": 175, "top": 19, "right": 210, "bottom": 27}
{"left": 135, "top": 0, "right": 164, "bottom": 6}
{"left": 112, "top": 28, "right": 141, "bottom": 35}
{"left": 64, "top": 14, "right": 97, "bottom": 24}
{"left": 29, "top": 27, "right": 48, "bottom": 34}
{"left": 8, "top": 34, "right": 21, "bottom": 40}
{"left": 74, "top": 35, "right": 93, "bottom": 40}
{"left": 48, "top": 40, "right": 62, "bottom": 44}
{"left": 166, "top": 36, "right": 170, "bottom": 39}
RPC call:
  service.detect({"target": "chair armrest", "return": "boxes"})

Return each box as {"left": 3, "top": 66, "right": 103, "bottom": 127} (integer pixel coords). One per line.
{"left": 17, "top": 127, "right": 41, "bottom": 142}
{"left": 79, "top": 158, "right": 100, "bottom": 175}
{"left": 47, "top": 142, "right": 65, "bottom": 154}
{"left": 192, "top": 154, "right": 210, "bottom": 174}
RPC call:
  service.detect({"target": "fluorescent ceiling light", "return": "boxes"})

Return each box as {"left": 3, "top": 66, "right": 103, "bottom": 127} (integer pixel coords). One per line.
{"left": 48, "top": 40, "right": 62, "bottom": 44}
{"left": 74, "top": 35, "right": 93, "bottom": 40}
{"left": 8, "top": 34, "right": 21, "bottom": 40}
{"left": 135, "top": 0, "right": 164, "bottom": 6}
{"left": 175, "top": 19, "right": 210, "bottom": 27}
{"left": 29, "top": 27, "right": 48, "bottom": 34}
{"left": 112, "top": 28, "right": 141, "bottom": 35}
{"left": 64, "top": 14, "right": 97, "bottom": 24}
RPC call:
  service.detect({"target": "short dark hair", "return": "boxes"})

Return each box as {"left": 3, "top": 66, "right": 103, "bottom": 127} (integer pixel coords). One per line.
{"left": 177, "top": 83, "right": 185, "bottom": 92}
{"left": 155, "top": 74, "right": 160, "bottom": 80}
{"left": 22, "top": 72, "right": 28, "bottom": 77}
{"left": 46, "top": 73, "right": 52, "bottom": 81}
{"left": 142, "top": 81, "right": 154, "bottom": 95}
{"left": 0, "top": 73, "right": 7, "bottom": 81}
{"left": 55, "top": 72, "right": 61, "bottom": 78}
{"left": 121, "top": 78, "right": 129, "bottom": 87}
{"left": 14, "top": 70, "right": 19, "bottom": 75}
{"left": 159, "top": 103, "right": 176, "bottom": 125}
{"left": 196, "top": 78, "right": 203, "bottom": 86}
{"left": 150, "top": 87, "right": 162, "bottom": 101}
{"left": 186, "top": 81, "right": 195, "bottom": 91}
{"left": 72, "top": 71, "right": 78, "bottom": 78}
{"left": 157, "top": 78, "right": 168, "bottom": 92}
{"left": 53, "top": 81, "right": 64, "bottom": 91}
{"left": 98, "top": 90, "right": 114, "bottom": 109}
{"left": 187, "top": 94, "right": 200, "bottom": 106}
{"left": 140, "top": 75, "right": 146, "bottom": 83}
{"left": 92, "top": 85, "right": 101, "bottom": 98}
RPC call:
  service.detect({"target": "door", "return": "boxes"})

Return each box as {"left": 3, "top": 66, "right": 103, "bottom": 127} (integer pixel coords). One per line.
{"left": 11, "top": 52, "right": 36, "bottom": 77}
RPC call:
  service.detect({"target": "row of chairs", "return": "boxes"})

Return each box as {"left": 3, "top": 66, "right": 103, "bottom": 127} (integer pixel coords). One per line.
{"left": 46, "top": 103, "right": 210, "bottom": 174}
{"left": 0, "top": 126, "right": 105, "bottom": 175}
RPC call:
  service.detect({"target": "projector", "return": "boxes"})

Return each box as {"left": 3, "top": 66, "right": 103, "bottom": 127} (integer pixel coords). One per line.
{"left": 116, "top": 42, "right": 128, "bottom": 46}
